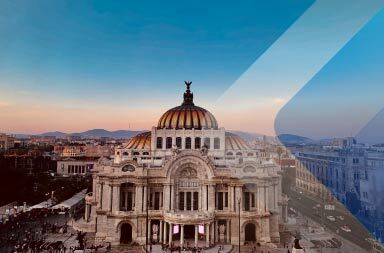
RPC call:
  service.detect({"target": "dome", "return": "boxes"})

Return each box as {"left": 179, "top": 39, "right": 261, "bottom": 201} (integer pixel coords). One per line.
{"left": 124, "top": 131, "right": 151, "bottom": 150}
{"left": 225, "top": 132, "right": 251, "bottom": 150}
{"left": 157, "top": 81, "right": 218, "bottom": 130}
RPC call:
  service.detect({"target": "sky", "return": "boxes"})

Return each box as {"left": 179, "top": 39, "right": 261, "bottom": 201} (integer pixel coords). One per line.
{"left": 0, "top": 0, "right": 314, "bottom": 134}
{"left": 0, "top": 0, "right": 383, "bottom": 137}
{"left": 274, "top": 3, "right": 384, "bottom": 141}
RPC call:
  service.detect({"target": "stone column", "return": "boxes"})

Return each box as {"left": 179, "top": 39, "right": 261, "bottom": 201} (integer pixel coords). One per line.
{"left": 163, "top": 184, "right": 170, "bottom": 211}
{"left": 147, "top": 219, "right": 151, "bottom": 242}
{"left": 208, "top": 184, "right": 215, "bottom": 211}
{"left": 170, "top": 185, "right": 175, "bottom": 210}
{"left": 264, "top": 186, "right": 269, "bottom": 212}
{"left": 226, "top": 220, "right": 230, "bottom": 243}
{"left": 98, "top": 183, "right": 103, "bottom": 209}
{"left": 169, "top": 223, "right": 173, "bottom": 246}
{"left": 261, "top": 217, "right": 271, "bottom": 243}
{"left": 180, "top": 225, "right": 184, "bottom": 248}
{"left": 112, "top": 184, "right": 120, "bottom": 212}
{"left": 195, "top": 225, "right": 198, "bottom": 247}
{"left": 257, "top": 186, "right": 263, "bottom": 213}
{"left": 163, "top": 222, "right": 167, "bottom": 244}
{"left": 228, "top": 186, "right": 233, "bottom": 212}
{"left": 215, "top": 220, "right": 218, "bottom": 243}
{"left": 205, "top": 223, "right": 210, "bottom": 247}
{"left": 159, "top": 221, "right": 163, "bottom": 243}
{"left": 135, "top": 184, "right": 143, "bottom": 213}
{"left": 201, "top": 184, "right": 207, "bottom": 211}
{"left": 84, "top": 204, "right": 89, "bottom": 222}
{"left": 143, "top": 186, "right": 148, "bottom": 212}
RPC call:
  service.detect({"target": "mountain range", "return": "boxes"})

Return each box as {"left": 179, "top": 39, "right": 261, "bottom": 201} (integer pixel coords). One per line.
{"left": 14, "top": 129, "right": 143, "bottom": 139}
{"left": 14, "top": 129, "right": 270, "bottom": 140}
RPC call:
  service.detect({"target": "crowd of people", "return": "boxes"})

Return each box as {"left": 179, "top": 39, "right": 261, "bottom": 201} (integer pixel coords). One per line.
{"left": 0, "top": 208, "right": 72, "bottom": 253}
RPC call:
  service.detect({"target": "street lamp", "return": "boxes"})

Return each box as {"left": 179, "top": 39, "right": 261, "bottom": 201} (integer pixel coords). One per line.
{"left": 238, "top": 197, "right": 241, "bottom": 253}
{"left": 145, "top": 166, "right": 149, "bottom": 252}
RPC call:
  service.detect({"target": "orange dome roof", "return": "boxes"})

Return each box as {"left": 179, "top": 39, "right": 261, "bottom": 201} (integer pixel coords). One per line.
{"left": 124, "top": 131, "right": 151, "bottom": 149}
{"left": 157, "top": 81, "right": 218, "bottom": 130}
{"left": 225, "top": 132, "right": 251, "bottom": 150}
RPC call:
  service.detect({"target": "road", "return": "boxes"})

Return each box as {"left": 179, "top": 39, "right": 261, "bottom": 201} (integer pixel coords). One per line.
{"left": 287, "top": 189, "right": 372, "bottom": 251}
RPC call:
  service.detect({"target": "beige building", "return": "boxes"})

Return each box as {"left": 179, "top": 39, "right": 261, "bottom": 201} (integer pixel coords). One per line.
{"left": 0, "top": 133, "right": 15, "bottom": 150}
{"left": 78, "top": 83, "right": 286, "bottom": 248}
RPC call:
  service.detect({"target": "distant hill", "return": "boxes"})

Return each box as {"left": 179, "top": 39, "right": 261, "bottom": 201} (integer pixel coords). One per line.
{"left": 227, "top": 130, "right": 272, "bottom": 141}
{"left": 41, "top": 131, "right": 68, "bottom": 138}
{"left": 40, "top": 129, "right": 143, "bottom": 139}
{"left": 15, "top": 129, "right": 273, "bottom": 141}
{"left": 277, "top": 134, "right": 313, "bottom": 144}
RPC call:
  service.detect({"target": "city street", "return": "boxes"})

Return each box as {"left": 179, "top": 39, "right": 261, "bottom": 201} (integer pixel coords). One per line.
{"left": 287, "top": 189, "right": 372, "bottom": 251}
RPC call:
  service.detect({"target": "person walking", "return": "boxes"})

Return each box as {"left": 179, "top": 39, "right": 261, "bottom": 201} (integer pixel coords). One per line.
{"left": 292, "top": 238, "right": 305, "bottom": 253}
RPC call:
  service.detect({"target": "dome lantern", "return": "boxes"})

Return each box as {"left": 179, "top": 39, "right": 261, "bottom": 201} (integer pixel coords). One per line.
{"left": 157, "top": 81, "right": 218, "bottom": 130}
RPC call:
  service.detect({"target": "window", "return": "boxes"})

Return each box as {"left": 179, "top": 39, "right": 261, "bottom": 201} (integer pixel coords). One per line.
{"left": 193, "top": 192, "right": 198, "bottom": 210}
{"left": 247, "top": 153, "right": 254, "bottom": 157}
{"left": 195, "top": 137, "right": 201, "bottom": 149}
{"left": 185, "top": 137, "right": 191, "bottom": 149}
{"left": 236, "top": 152, "right": 242, "bottom": 156}
{"left": 123, "top": 152, "right": 129, "bottom": 156}
{"left": 227, "top": 152, "right": 233, "bottom": 156}
{"left": 176, "top": 137, "right": 182, "bottom": 149}
{"left": 133, "top": 152, "right": 140, "bottom": 156}
{"left": 156, "top": 137, "right": 162, "bottom": 149}
{"left": 214, "top": 137, "right": 220, "bottom": 149}
{"left": 143, "top": 152, "right": 149, "bottom": 155}
{"left": 166, "top": 137, "right": 172, "bottom": 149}
{"left": 179, "top": 192, "right": 185, "bottom": 210}
{"left": 204, "top": 138, "right": 210, "bottom": 149}
{"left": 186, "top": 192, "right": 192, "bottom": 210}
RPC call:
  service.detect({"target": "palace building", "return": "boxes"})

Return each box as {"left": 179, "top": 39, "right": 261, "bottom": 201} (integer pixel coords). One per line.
{"left": 79, "top": 82, "right": 286, "bottom": 248}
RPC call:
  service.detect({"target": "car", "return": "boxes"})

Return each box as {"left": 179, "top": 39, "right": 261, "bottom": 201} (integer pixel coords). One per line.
{"left": 340, "top": 225, "right": 351, "bottom": 232}
{"left": 337, "top": 215, "right": 344, "bottom": 221}
{"left": 327, "top": 216, "right": 336, "bottom": 221}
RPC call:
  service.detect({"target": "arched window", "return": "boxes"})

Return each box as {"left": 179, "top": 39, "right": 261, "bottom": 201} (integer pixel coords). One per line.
{"left": 143, "top": 152, "right": 149, "bottom": 155}
{"left": 176, "top": 137, "right": 182, "bottom": 148}
{"left": 133, "top": 152, "right": 140, "bottom": 156}
{"left": 166, "top": 137, "right": 172, "bottom": 149}
{"left": 204, "top": 138, "right": 210, "bottom": 149}
{"left": 156, "top": 137, "right": 162, "bottom": 149}
{"left": 236, "top": 152, "right": 242, "bottom": 156}
{"left": 123, "top": 152, "right": 129, "bottom": 156}
{"left": 227, "top": 152, "right": 233, "bottom": 156}
{"left": 116, "top": 151, "right": 121, "bottom": 156}
{"left": 195, "top": 137, "right": 201, "bottom": 149}
{"left": 214, "top": 137, "right": 220, "bottom": 149}
{"left": 247, "top": 152, "right": 253, "bottom": 157}
{"left": 185, "top": 137, "right": 191, "bottom": 149}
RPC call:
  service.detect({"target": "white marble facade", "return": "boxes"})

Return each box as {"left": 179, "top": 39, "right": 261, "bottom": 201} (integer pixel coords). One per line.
{"left": 80, "top": 83, "right": 285, "bottom": 247}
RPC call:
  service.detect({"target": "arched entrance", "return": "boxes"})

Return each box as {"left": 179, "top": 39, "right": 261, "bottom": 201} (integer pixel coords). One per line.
{"left": 244, "top": 223, "right": 256, "bottom": 242}
{"left": 184, "top": 225, "right": 195, "bottom": 239}
{"left": 120, "top": 223, "right": 132, "bottom": 244}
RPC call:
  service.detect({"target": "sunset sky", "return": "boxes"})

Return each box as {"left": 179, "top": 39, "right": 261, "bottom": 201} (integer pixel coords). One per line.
{"left": 1, "top": 0, "right": 383, "bottom": 138}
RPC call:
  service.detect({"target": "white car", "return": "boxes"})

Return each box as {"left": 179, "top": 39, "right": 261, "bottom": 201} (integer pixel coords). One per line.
{"left": 327, "top": 216, "right": 336, "bottom": 221}
{"left": 337, "top": 215, "right": 344, "bottom": 221}
{"left": 340, "top": 225, "right": 351, "bottom": 232}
